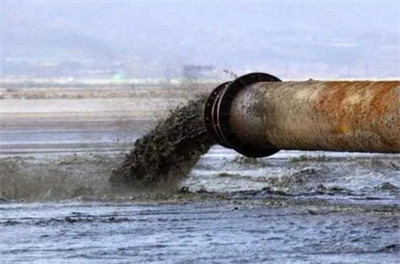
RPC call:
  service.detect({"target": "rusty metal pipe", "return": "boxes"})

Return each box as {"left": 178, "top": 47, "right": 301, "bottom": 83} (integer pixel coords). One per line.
{"left": 204, "top": 73, "right": 400, "bottom": 157}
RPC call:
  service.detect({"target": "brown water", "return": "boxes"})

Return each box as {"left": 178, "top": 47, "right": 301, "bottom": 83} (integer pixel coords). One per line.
{"left": 110, "top": 96, "right": 215, "bottom": 188}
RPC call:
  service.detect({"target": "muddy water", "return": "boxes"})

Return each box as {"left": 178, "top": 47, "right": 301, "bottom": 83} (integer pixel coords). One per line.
{"left": 1, "top": 148, "right": 400, "bottom": 264}
{"left": 110, "top": 96, "right": 214, "bottom": 188}
{"left": 1, "top": 98, "right": 400, "bottom": 263}
{"left": 1, "top": 201, "right": 400, "bottom": 264}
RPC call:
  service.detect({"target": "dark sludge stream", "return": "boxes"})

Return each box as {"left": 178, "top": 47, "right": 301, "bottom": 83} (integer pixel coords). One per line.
{"left": 110, "top": 95, "right": 215, "bottom": 188}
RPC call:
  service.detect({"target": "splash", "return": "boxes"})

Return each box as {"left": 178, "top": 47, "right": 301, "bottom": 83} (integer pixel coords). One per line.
{"left": 110, "top": 95, "right": 215, "bottom": 188}
{"left": 0, "top": 154, "right": 119, "bottom": 201}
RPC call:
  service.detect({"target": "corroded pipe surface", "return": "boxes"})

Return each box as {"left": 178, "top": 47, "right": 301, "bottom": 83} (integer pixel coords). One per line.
{"left": 205, "top": 73, "right": 400, "bottom": 157}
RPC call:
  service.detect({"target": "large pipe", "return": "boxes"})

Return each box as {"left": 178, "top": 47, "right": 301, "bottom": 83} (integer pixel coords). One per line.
{"left": 204, "top": 73, "right": 400, "bottom": 157}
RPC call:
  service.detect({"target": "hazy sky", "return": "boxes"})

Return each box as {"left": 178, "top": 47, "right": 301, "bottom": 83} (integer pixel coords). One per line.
{"left": 1, "top": 0, "right": 399, "bottom": 79}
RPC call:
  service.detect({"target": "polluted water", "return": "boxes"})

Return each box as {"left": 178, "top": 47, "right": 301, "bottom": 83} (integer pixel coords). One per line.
{"left": 1, "top": 91, "right": 400, "bottom": 264}
{"left": 109, "top": 95, "right": 215, "bottom": 188}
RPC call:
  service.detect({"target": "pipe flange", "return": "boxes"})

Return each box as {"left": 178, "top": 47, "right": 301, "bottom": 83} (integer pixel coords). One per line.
{"left": 214, "top": 72, "right": 281, "bottom": 157}
{"left": 204, "top": 81, "right": 231, "bottom": 147}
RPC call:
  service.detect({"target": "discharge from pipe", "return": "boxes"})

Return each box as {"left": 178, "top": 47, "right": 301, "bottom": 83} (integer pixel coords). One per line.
{"left": 204, "top": 73, "right": 400, "bottom": 157}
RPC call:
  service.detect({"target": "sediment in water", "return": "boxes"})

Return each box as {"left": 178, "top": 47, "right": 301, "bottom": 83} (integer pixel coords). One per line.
{"left": 109, "top": 95, "right": 215, "bottom": 188}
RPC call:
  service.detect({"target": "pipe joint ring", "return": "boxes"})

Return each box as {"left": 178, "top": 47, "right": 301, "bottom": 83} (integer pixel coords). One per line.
{"left": 204, "top": 72, "right": 282, "bottom": 157}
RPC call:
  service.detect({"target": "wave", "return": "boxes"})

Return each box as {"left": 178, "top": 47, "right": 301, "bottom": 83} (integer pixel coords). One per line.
{"left": 1, "top": 151, "right": 400, "bottom": 203}
{"left": 0, "top": 154, "right": 123, "bottom": 201}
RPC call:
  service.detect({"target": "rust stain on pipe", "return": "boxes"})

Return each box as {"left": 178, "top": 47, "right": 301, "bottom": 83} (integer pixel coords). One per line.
{"left": 312, "top": 81, "right": 399, "bottom": 150}
{"left": 205, "top": 73, "right": 400, "bottom": 157}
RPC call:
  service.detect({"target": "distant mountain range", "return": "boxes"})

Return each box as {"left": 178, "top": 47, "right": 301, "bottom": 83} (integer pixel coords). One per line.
{"left": 1, "top": 1, "right": 399, "bottom": 79}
